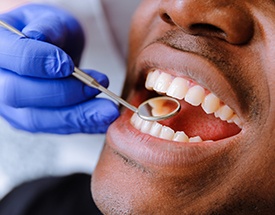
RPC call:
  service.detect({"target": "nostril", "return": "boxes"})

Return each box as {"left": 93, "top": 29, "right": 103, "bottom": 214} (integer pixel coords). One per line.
{"left": 190, "top": 23, "right": 227, "bottom": 40}
{"left": 190, "top": 24, "right": 224, "bottom": 34}
{"left": 161, "top": 13, "right": 174, "bottom": 25}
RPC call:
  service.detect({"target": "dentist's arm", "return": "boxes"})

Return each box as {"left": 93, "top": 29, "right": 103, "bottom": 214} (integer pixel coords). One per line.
{"left": 0, "top": 3, "right": 119, "bottom": 134}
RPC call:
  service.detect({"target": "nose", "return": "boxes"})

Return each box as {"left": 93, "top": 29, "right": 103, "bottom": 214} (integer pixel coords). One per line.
{"left": 159, "top": 0, "right": 254, "bottom": 45}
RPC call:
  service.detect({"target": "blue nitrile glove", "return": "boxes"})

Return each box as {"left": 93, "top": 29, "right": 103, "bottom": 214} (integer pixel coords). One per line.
{"left": 0, "top": 4, "right": 120, "bottom": 134}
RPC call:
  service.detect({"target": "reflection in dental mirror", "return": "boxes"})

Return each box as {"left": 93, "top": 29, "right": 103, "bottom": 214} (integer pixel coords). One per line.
{"left": 138, "top": 97, "right": 180, "bottom": 121}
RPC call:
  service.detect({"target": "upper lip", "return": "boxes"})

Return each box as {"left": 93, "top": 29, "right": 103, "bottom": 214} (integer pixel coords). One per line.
{"left": 132, "top": 42, "right": 243, "bottom": 120}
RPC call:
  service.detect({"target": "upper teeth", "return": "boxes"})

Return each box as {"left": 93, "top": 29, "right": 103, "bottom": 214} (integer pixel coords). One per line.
{"left": 130, "top": 69, "right": 242, "bottom": 143}
{"left": 145, "top": 70, "right": 241, "bottom": 126}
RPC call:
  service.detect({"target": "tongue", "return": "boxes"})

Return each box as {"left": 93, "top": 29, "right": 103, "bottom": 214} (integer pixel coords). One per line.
{"left": 160, "top": 101, "right": 241, "bottom": 141}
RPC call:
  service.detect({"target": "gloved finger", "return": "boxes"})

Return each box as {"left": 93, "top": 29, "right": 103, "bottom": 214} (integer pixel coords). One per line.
{"left": 0, "top": 3, "right": 84, "bottom": 65}
{"left": 22, "top": 11, "right": 84, "bottom": 65}
{"left": 0, "top": 98, "right": 120, "bottom": 134}
{"left": 0, "top": 28, "right": 74, "bottom": 78}
{"left": 0, "top": 69, "right": 109, "bottom": 108}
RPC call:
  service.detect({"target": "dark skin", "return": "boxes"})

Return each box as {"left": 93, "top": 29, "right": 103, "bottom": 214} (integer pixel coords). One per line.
{"left": 92, "top": 0, "right": 275, "bottom": 214}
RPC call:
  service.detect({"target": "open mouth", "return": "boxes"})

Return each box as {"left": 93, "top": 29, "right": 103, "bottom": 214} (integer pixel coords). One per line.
{"left": 130, "top": 69, "right": 242, "bottom": 142}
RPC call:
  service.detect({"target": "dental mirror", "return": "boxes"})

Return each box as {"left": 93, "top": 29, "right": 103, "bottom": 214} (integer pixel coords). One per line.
{"left": 0, "top": 20, "right": 181, "bottom": 121}
{"left": 73, "top": 68, "right": 181, "bottom": 121}
{"left": 137, "top": 96, "right": 180, "bottom": 121}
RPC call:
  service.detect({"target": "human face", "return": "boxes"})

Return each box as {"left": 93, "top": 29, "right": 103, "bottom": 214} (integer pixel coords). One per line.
{"left": 93, "top": 0, "right": 275, "bottom": 214}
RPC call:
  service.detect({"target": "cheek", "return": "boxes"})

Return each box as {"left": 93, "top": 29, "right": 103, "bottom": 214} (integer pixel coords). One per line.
{"left": 128, "top": 0, "right": 160, "bottom": 60}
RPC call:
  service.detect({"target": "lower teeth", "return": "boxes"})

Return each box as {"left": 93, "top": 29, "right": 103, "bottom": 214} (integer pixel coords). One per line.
{"left": 131, "top": 113, "right": 207, "bottom": 143}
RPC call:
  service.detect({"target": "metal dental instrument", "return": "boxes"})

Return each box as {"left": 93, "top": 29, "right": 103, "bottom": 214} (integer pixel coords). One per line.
{"left": 0, "top": 20, "right": 181, "bottom": 121}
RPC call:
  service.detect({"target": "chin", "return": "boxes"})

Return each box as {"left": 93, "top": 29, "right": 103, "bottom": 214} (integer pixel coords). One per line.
{"left": 91, "top": 37, "right": 274, "bottom": 215}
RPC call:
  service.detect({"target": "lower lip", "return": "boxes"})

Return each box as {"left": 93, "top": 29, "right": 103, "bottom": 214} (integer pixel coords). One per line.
{"left": 106, "top": 110, "right": 237, "bottom": 168}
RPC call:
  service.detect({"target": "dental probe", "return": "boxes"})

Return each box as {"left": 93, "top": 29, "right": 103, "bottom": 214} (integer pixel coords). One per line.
{"left": 0, "top": 20, "right": 180, "bottom": 121}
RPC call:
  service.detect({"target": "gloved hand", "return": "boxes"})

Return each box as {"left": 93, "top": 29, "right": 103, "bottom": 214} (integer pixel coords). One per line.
{"left": 0, "top": 4, "right": 119, "bottom": 134}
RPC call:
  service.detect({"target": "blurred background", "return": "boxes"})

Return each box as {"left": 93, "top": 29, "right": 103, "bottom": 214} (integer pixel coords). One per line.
{"left": 0, "top": 0, "right": 140, "bottom": 199}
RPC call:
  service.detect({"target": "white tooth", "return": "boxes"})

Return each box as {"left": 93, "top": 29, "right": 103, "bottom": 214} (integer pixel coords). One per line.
{"left": 145, "top": 71, "right": 154, "bottom": 90}
{"left": 149, "top": 122, "right": 163, "bottom": 137}
{"left": 189, "top": 136, "right": 203, "bottom": 142}
{"left": 185, "top": 85, "right": 205, "bottom": 106}
{"left": 173, "top": 131, "right": 189, "bottom": 142}
{"left": 140, "top": 120, "right": 153, "bottom": 133}
{"left": 214, "top": 110, "right": 219, "bottom": 118}
{"left": 132, "top": 114, "right": 143, "bottom": 129}
{"left": 205, "top": 140, "right": 214, "bottom": 142}
{"left": 153, "top": 72, "right": 172, "bottom": 93}
{"left": 231, "top": 115, "right": 242, "bottom": 128}
{"left": 159, "top": 126, "right": 175, "bottom": 140}
{"left": 166, "top": 77, "right": 189, "bottom": 100}
{"left": 227, "top": 119, "right": 233, "bottom": 123}
{"left": 145, "top": 70, "right": 160, "bottom": 90}
{"left": 130, "top": 113, "right": 137, "bottom": 124}
{"left": 216, "top": 105, "right": 234, "bottom": 121}
{"left": 227, "top": 115, "right": 235, "bottom": 123}
{"left": 202, "top": 93, "right": 220, "bottom": 114}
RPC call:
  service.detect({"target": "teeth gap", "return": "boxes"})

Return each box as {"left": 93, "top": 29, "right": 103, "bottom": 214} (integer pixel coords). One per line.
{"left": 145, "top": 70, "right": 242, "bottom": 128}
